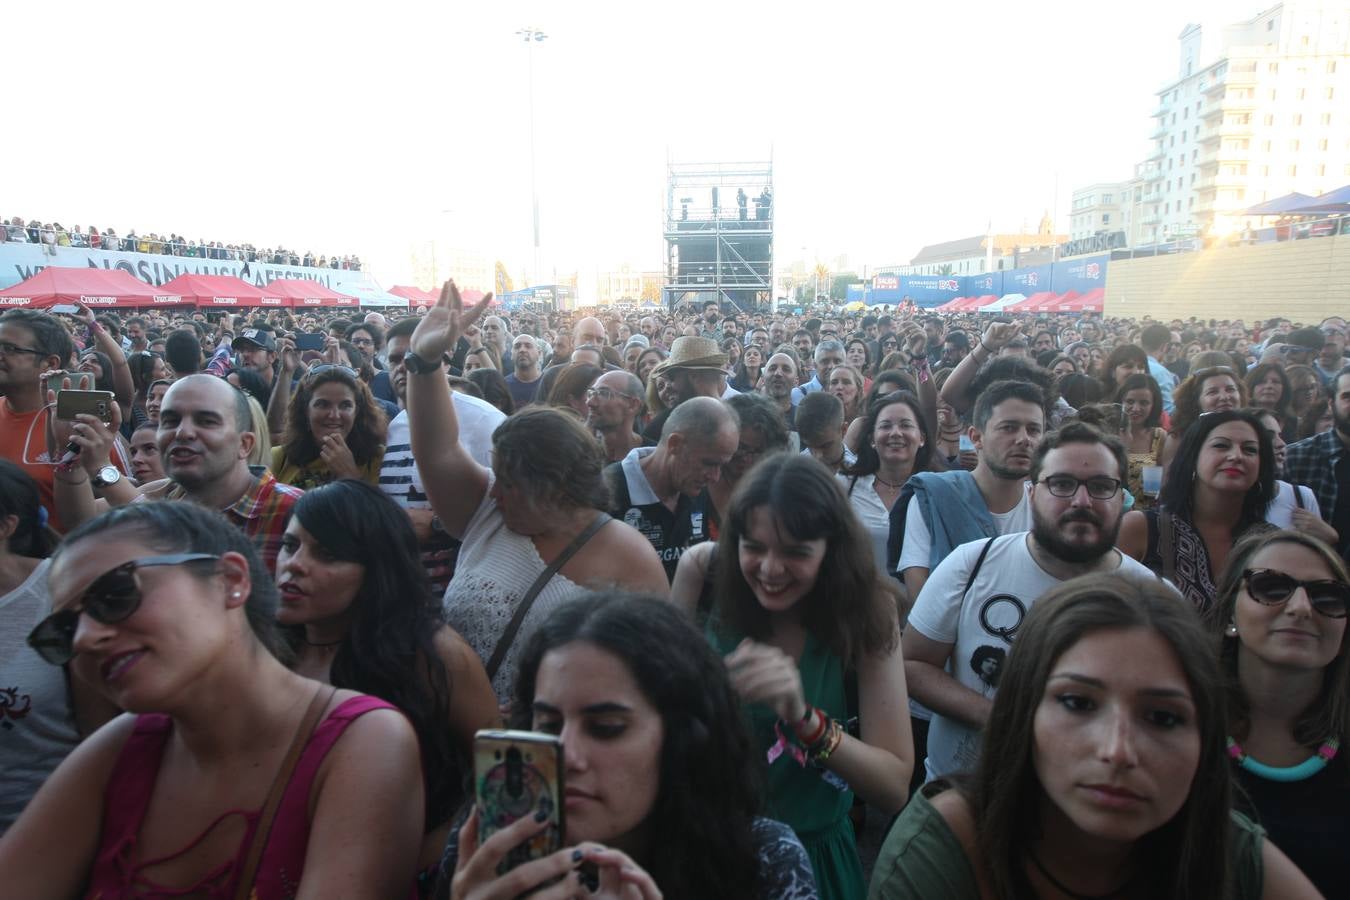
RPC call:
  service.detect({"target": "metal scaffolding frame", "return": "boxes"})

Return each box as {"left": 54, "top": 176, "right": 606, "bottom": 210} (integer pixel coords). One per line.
{"left": 663, "top": 157, "right": 773, "bottom": 312}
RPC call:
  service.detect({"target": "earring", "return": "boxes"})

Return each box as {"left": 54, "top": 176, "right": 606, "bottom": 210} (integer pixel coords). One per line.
{"left": 1225, "top": 621, "right": 1238, "bottom": 638}
{"left": 232, "top": 592, "right": 242, "bottom": 600}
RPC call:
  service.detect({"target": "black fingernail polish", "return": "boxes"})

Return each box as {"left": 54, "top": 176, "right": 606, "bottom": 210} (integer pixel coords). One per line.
{"left": 534, "top": 810, "right": 549, "bottom": 823}
{"left": 572, "top": 849, "right": 584, "bottom": 862}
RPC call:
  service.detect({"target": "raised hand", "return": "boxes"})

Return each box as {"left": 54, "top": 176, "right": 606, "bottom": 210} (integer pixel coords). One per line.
{"left": 410, "top": 280, "right": 494, "bottom": 363}
{"left": 982, "top": 321, "right": 1021, "bottom": 351}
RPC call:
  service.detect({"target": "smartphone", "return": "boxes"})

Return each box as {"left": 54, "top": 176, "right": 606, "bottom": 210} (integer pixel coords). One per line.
{"left": 49, "top": 304, "right": 81, "bottom": 315}
{"left": 958, "top": 433, "right": 975, "bottom": 452}
{"left": 294, "top": 333, "right": 326, "bottom": 351}
{"left": 474, "top": 730, "right": 564, "bottom": 874}
{"left": 56, "top": 389, "right": 115, "bottom": 424}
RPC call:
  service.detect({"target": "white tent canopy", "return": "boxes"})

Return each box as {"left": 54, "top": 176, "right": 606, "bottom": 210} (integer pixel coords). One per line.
{"left": 339, "top": 280, "right": 410, "bottom": 308}
{"left": 982, "top": 293, "right": 1027, "bottom": 312}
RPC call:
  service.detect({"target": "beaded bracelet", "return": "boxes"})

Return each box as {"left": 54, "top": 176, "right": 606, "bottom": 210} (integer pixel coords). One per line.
{"left": 809, "top": 718, "right": 844, "bottom": 764}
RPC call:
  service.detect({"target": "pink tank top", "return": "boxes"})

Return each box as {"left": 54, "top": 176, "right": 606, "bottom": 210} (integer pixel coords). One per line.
{"left": 85, "top": 695, "right": 399, "bottom": 899}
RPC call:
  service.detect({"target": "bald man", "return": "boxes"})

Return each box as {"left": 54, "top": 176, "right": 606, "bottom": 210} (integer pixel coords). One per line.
{"left": 604, "top": 396, "right": 739, "bottom": 581}
{"left": 51, "top": 374, "right": 304, "bottom": 574}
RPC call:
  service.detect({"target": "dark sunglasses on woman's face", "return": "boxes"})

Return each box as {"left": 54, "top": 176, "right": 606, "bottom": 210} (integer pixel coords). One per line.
{"left": 1242, "top": 568, "right": 1350, "bottom": 618}
{"left": 27, "top": 554, "right": 220, "bottom": 666}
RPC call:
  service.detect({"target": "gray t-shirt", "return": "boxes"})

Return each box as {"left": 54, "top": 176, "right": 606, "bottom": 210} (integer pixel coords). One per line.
{"left": 0, "top": 558, "right": 79, "bottom": 830}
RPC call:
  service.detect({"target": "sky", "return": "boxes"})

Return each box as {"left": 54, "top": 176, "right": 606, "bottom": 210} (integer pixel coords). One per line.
{"left": 3, "top": 0, "right": 1251, "bottom": 289}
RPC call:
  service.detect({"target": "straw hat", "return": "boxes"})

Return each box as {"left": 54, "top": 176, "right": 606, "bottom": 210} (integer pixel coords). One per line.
{"left": 650, "top": 336, "right": 728, "bottom": 377}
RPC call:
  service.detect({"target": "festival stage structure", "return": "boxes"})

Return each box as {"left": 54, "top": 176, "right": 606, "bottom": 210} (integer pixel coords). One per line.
{"left": 663, "top": 158, "right": 773, "bottom": 312}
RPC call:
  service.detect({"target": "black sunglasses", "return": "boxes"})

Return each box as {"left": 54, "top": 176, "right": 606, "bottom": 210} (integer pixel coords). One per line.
{"left": 27, "top": 554, "right": 220, "bottom": 666}
{"left": 1242, "top": 569, "right": 1350, "bottom": 618}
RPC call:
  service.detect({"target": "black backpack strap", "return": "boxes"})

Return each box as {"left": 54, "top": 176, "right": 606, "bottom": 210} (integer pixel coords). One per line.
{"left": 1293, "top": 484, "right": 1306, "bottom": 510}
{"left": 960, "top": 538, "right": 996, "bottom": 604}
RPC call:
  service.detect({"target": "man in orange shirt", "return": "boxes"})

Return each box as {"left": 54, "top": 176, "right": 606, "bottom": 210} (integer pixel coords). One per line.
{"left": 0, "top": 310, "right": 76, "bottom": 531}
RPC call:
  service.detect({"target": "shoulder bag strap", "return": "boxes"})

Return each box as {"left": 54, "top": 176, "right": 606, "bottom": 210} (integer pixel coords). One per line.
{"left": 960, "top": 538, "right": 997, "bottom": 604}
{"left": 233, "top": 683, "right": 336, "bottom": 900}
{"left": 1159, "top": 511, "right": 1177, "bottom": 585}
{"left": 485, "top": 513, "right": 611, "bottom": 681}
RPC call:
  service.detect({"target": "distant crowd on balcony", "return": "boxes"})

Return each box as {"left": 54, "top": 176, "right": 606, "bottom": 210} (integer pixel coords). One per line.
{"left": 0, "top": 215, "right": 362, "bottom": 271}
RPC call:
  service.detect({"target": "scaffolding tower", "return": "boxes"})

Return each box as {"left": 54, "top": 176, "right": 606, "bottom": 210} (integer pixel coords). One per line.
{"left": 663, "top": 158, "right": 773, "bottom": 312}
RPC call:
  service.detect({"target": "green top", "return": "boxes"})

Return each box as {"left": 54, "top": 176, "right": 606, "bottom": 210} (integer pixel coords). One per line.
{"left": 868, "top": 788, "right": 1267, "bottom": 900}
{"left": 709, "top": 626, "right": 863, "bottom": 900}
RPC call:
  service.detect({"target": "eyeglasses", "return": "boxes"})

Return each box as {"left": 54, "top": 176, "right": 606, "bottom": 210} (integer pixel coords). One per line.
{"left": 0, "top": 341, "right": 45, "bottom": 358}
{"left": 27, "top": 554, "right": 220, "bottom": 666}
{"left": 1037, "top": 475, "right": 1123, "bottom": 500}
{"left": 1242, "top": 569, "right": 1350, "bottom": 618}
{"left": 585, "top": 386, "right": 633, "bottom": 401}
{"left": 349, "top": 337, "right": 375, "bottom": 347}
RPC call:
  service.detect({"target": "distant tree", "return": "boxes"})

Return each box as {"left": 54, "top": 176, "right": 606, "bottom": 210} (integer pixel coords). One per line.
{"left": 937, "top": 263, "right": 954, "bottom": 276}
{"left": 830, "top": 271, "right": 858, "bottom": 300}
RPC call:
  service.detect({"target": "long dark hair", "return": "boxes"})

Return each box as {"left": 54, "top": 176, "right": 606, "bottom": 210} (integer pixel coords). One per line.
{"left": 0, "top": 460, "right": 52, "bottom": 558}
{"left": 466, "top": 367, "right": 515, "bottom": 415}
{"left": 1208, "top": 530, "right": 1350, "bottom": 767}
{"left": 846, "top": 390, "right": 940, "bottom": 479}
{"left": 1243, "top": 362, "right": 1293, "bottom": 421}
{"left": 1159, "top": 409, "right": 1275, "bottom": 535}
{"left": 1098, "top": 344, "right": 1148, "bottom": 396}
{"left": 511, "top": 591, "right": 763, "bottom": 899}
{"left": 1170, "top": 366, "right": 1248, "bottom": 436}
{"left": 714, "top": 453, "right": 897, "bottom": 669}
{"left": 970, "top": 574, "right": 1231, "bottom": 899}
{"left": 288, "top": 480, "right": 458, "bottom": 832}
{"left": 281, "top": 368, "right": 387, "bottom": 468}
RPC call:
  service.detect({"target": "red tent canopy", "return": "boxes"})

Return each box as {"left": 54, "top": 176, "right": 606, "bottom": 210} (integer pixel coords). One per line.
{"left": 0, "top": 266, "right": 183, "bottom": 308}
{"left": 1062, "top": 287, "right": 1104, "bottom": 313}
{"left": 263, "top": 279, "right": 357, "bottom": 308}
{"left": 157, "top": 274, "right": 282, "bottom": 308}
{"left": 388, "top": 285, "right": 439, "bottom": 305}
{"left": 935, "top": 296, "right": 967, "bottom": 311}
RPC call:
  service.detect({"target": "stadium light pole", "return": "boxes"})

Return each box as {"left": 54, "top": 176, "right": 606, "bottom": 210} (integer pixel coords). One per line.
{"left": 517, "top": 26, "right": 547, "bottom": 287}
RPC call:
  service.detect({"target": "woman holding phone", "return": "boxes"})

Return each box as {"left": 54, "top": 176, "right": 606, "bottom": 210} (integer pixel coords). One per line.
{"left": 438, "top": 591, "right": 817, "bottom": 899}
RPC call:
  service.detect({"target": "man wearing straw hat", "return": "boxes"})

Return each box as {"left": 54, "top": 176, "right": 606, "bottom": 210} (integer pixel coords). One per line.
{"left": 640, "top": 336, "right": 739, "bottom": 444}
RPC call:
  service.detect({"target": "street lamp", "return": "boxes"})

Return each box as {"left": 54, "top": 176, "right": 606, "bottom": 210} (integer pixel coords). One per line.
{"left": 517, "top": 26, "right": 547, "bottom": 287}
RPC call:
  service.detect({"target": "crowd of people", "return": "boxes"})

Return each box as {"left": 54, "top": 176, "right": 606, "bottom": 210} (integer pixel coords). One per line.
{"left": 0, "top": 286, "right": 1347, "bottom": 898}
{"left": 0, "top": 214, "right": 362, "bottom": 271}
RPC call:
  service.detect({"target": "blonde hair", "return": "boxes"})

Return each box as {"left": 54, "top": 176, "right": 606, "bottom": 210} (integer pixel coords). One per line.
{"left": 246, "top": 396, "right": 272, "bottom": 467}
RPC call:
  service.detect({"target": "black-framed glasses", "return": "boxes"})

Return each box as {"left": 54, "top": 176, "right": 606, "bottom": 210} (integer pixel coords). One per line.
{"left": 1037, "top": 475, "right": 1123, "bottom": 500}
{"left": 27, "top": 554, "right": 220, "bottom": 666}
{"left": 0, "top": 340, "right": 45, "bottom": 358}
{"left": 1242, "top": 569, "right": 1350, "bottom": 618}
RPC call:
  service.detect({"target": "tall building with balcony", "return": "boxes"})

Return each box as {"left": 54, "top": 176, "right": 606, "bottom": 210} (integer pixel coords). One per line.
{"left": 1138, "top": 1, "right": 1350, "bottom": 243}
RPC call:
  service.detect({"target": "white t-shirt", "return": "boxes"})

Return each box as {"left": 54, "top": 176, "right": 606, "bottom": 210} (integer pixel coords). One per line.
{"left": 844, "top": 474, "right": 892, "bottom": 573}
{"left": 908, "top": 533, "right": 1159, "bottom": 781}
{"left": 1266, "top": 480, "right": 1321, "bottom": 530}
{"left": 378, "top": 391, "right": 505, "bottom": 509}
{"left": 896, "top": 481, "right": 1033, "bottom": 576}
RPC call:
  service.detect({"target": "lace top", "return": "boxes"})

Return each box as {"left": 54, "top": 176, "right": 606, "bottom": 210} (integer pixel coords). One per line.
{"left": 442, "top": 471, "right": 585, "bottom": 702}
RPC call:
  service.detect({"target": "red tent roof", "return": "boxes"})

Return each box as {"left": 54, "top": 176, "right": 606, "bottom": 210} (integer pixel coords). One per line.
{"left": 157, "top": 274, "right": 282, "bottom": 308}
{"left": 0, "top": 266, "right": 183, "bottom": 308}
{"left": 388, "top": 285, "right": 439, "bottom": 305}
{"left": 263, "top": 278, "right": 357, "bottom": 308}
{"left": 1062, "top": 287, "right": 1104, "bottom": 312}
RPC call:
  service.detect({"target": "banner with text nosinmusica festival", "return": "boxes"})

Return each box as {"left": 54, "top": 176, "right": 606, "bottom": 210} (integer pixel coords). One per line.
{"left": 0, "top": 243, "right": 379, "bottom": 295}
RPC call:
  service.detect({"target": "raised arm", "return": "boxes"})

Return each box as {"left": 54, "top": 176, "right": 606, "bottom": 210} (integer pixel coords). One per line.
{"left": 76, "top": 305, "right": 134, "bottom": 413}
{"left": 406, "top": 281, "right": 493, "bottom": 539}
{"left": 940, "top": 321, "right": 1020, "bottom": 416}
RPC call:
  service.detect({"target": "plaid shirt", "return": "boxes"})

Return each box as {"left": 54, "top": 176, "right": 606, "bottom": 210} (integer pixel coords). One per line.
{"left": 137, "top": 466, "right": 303, "bottom": 574}
{"left": 1282, "top": 430, "right": 1346, "bottom": 526}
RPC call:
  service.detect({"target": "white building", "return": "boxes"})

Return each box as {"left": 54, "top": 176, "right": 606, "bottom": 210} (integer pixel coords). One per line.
{"left": 1069, "top": 183, "right": 1128, "bottom": 241}
{"left": 1138, "top": 1, "right": 1350, "bottom": 243}
{"left": 407, "top": 243, "right": 495, "bottom": 294}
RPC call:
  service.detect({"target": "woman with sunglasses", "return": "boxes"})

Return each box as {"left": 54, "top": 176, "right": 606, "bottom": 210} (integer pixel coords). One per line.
{"left": 870, "top": 573, "right": 1319, "bottom": 900}
{"left": 1206, "top": 530, "right": 1350, "bottom": 898}
{"left": 1118, "top": 409, "right": 1276, "bottom": 612}
{"left": 271, "top": 366, "right": 387, "bottom": 490}
{"left": 277, "top": 481, "right": 499, "bottom": 889}
{"left": 1160, "top": 365, "right": 1248, "bottom": 468}
{"left": 2, "top": 502, "right": 424, "bottom": 897}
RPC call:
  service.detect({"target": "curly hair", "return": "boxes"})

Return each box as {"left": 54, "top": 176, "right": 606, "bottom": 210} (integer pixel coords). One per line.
{"left": 280, "top": 367, "right": 387, "bottom": 468}
{"left": 510, "top": 591, "right": 764, "bottom": 899}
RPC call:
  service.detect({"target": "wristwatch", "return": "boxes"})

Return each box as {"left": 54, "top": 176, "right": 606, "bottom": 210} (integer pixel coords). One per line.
{"left": 92, "top": 465, "right": 122, "bottom": 488}
{"left": 403, "top": 350, "right": 444, "bottom": 375}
